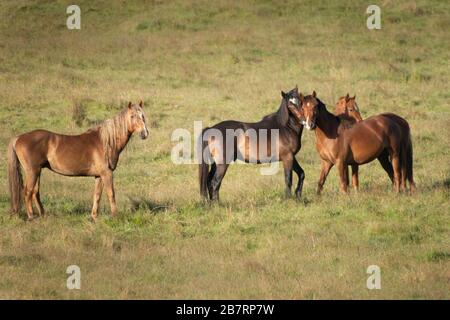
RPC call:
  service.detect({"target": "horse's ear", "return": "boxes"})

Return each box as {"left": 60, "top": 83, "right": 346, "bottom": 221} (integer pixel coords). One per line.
{"left": 352, "top": 95, "right": 356, "bottom": 100}
{"left": 294, "top": 85, "right": 298, "bottom": 93}
{"left": 281, "top": 91, "right": 287, "bottom": 99}
{"left": 345, "top": 93, "right": 350, "bottom": 102}
{"left": 128, "top": 102, "right": 132, "bottom": 109}
{"left": 300, "top": 93, "right": 305, "bottom": 103}
{"left": 139, "top": 100, "right": 143, "bottom": 108}
{"left": 312, "top": 91, "right": 317, "bottom": 98}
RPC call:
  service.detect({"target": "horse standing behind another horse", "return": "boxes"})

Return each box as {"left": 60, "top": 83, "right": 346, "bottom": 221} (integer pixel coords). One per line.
{"left": 299, "top": 92, "right": 415, "bottom": 194}
{"left": 7, "top": 101, "right": 149, "bottom": 221}
{"left": 334, "top": 94, "right": 416, "bottom": 193}
{"left": 334, "top": 94, "right": 363, "bottom": 190}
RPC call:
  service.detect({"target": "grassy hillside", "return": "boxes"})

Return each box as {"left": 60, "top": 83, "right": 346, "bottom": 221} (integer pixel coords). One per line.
{"left": 0, "top": 0, "right": 448, "bottom": 299}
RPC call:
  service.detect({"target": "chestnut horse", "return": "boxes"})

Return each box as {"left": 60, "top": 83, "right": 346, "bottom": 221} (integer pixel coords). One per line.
{"left": 7, "top": 102, "right": 149, "bottom": 220}
{"left": 198, "top": 87, "right": 305, "bottom": 201}
{"left": 299, "top": 92, "right": 415, "bottom": 194}
{"left": 334, "top": 94, "right": 363, "bottom": 190}
{"left": 334, "top": 94, "right": 363, "bottom": 124}
{"left": 334, "top": 94, "right": 416, "bottom": 192}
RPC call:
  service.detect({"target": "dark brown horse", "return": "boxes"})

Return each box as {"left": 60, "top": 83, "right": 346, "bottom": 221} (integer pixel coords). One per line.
{"left": 299, "top": 92, "right": 415, "bottom": 194}
{"left": 198, "top": 87, "right": 305, "bottom": 201}
{"left": 7, "top": 102, "right": 149, "bottom": 221}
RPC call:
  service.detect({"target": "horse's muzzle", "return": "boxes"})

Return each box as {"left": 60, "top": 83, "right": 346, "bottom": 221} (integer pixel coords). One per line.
{"left": 300, "top": 118, "right": 316, "bottom": 130}
{"left": 140, "top": 129, "right": 149, "bottom": 139}
{"left": 304, "top": 121, "right": 316, "bottom": 130}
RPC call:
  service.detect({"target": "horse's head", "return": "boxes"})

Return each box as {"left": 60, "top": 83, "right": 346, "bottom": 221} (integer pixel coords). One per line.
{"left": 127, "top": 101, "right": 149, "bottom": 139}
{"left": 299, "top": 91, "right": 320, "bottom": 130}
{"left": 335, "top": 94, "right": 362, "bottom": 122}
{"left": 280, "top": 85, "right": 303, "bottom": 123}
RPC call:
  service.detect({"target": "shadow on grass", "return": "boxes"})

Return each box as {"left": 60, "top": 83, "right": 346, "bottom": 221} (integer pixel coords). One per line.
{"left": 127, "top": 197, "right": 172, "bottom": 214}
{"left": 0, "top": 253, "right": 47, "bottom": 267}
{"left": 431, "top": 178, "right": 450, "bottom": 190}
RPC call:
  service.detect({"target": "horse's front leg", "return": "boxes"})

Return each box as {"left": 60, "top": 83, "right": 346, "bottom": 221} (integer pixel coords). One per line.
{"left": 91, "top": 176, "right": 103, "bottom": 221}
{"left": 336, "top": 160, "right": 349, "bottom": 194}
{"left": 292, "top": 157, "right": 305, "bottom": 199}
{"left": 282, "top": 156, "right": 293, "bottom": 198}
{"left": 317, "top": 160, "right": 333, "bottom": 195}
{"left": 102, "top": 171, "right": 118, "bottom": 216}
{"left": 351, "top": 164, "right": 359, "bottom": 192}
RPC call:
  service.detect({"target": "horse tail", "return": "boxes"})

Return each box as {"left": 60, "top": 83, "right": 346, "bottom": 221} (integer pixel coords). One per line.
{"left": 7, "top": 137, "right": 23, "bottom": 213}
{"left": 198, "top": 128, "right": 210, "bottom": 199}
{"left": 405, "top": 128, "right": 416, "bottom": 191}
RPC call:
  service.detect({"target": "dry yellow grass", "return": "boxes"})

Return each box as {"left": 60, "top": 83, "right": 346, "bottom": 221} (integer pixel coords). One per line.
{"left": 0, "top": 0, "right": 448, "bottom": 299}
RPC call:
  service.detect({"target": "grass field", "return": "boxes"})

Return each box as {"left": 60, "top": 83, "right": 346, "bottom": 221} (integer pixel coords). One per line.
{"left": 0, "top": 0, "right": 449, "bottom": 299}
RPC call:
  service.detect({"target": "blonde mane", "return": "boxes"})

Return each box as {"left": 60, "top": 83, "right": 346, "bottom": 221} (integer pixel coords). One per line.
{"left": 97, "top": 109, "right": 130, "bottom": 167}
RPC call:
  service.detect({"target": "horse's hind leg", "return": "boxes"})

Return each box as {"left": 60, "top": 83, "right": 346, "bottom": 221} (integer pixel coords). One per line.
{"left": 351, "top": 165, "right": 359, "bottom": 192}
{"left": 207, "top": 162, "right": 217, "bottom": 200}
{"left": 292, "top": 157, "right": 305, "bottom": 199}
{"left": 210, "top": 164, "right": 229, "bottom": 201}
{"left": 32, "top": 173, "right": 45, "bottom": 217}
{"left": 377, "top": 150, "right": 394, "bottom": 184}
{"left": 390, "top": 152, "right": 402, "bottom": 193}
{"left": 24, "top": 169, "right": 39, "bottom": 220}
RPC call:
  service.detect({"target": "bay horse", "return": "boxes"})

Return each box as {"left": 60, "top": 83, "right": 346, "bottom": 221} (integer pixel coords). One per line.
{"left": 299, "top": 91, "right": 415, "bottom": 194}
{"left": 198, "top": 87, "right": 305, "bottom": 201}
{"left": 7, "top": 101, "right": 149, "bottom": 221}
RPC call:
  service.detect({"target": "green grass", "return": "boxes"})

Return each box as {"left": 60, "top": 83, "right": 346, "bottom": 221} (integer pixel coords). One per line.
{"left": 0, "top": 0, "right": 449, "bottom": 299}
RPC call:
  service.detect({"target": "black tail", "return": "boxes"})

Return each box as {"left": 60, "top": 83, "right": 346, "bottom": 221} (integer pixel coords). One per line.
{"left": 198, "top": 128, "right": 210, "bottom": 199}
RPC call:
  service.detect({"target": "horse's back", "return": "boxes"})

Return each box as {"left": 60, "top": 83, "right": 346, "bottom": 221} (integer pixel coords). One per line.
{"left": 362, "top": 113, "right": 410, "bottom": 140}
{"left": 207, "top": 114, "right": 289, "bottom": 163}
{"left": 14, "top": 129, "right": 103, "bottom": 175}
{"left": 211, "top": 119, "right": 275, "bottom": 130}
{"left": 210, "top": 120, "right": 245, "bottom": 131}
{"left": 349, "top": 113, "right": 409, "bottom": 158}
{"left": 379, "top": 113, "right": 411, "bottom": 133}
{"left": 344, "top": 116, "right": 396, "bottom": 163}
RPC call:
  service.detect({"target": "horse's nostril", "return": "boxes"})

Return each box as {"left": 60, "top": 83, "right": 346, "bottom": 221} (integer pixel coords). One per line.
{"left": 140, "top": 131, "right": 148, "bottom": 139}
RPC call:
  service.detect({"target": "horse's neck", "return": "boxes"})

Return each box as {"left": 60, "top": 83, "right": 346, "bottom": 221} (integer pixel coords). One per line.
{"left": 103, "top": 113, "right": 133, "bottom": 170}
{"left": 287, "top": 117, "right": 303, "bottom": 136}
{"left": 316, "top": 103, "right": 340, "bottom": 140}
{"left": 118, "top": 130, "right": 133, "bottom": 151}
